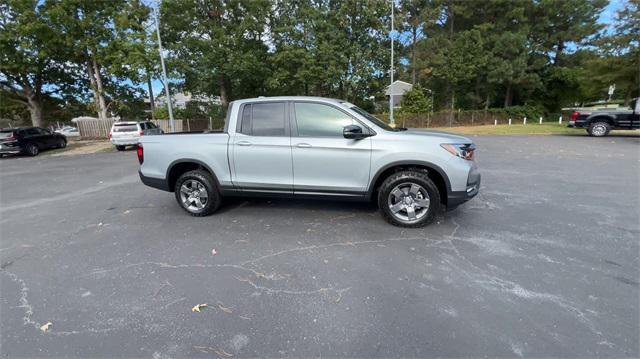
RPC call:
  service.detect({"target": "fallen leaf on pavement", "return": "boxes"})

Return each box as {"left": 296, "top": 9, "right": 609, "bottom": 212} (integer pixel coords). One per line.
{"left": 191, "top": 303, "right": 208, "bottom": 312}
{"left": 40, "top": 322, "right": 52, "bottom": 332}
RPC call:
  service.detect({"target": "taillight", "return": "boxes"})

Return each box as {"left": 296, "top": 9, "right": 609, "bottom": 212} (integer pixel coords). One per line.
{"left": 571, "top": 111, "right": 579, "bottom": 120}
{"left": 137, "top": 144, "right": 144, "bottom": 164}
{"left": 139, "top": 131, "right": 144, "bottom": 136}
{"left": 108, "top": 132, "right": 112, "bottom": 139}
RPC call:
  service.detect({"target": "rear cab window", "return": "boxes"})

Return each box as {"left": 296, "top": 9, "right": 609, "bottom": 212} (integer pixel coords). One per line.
{"left": 239, "top": 102, "right": 287, "bottom": 137}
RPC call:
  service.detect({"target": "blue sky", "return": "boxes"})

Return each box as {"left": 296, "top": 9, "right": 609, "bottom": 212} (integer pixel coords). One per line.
{"left": 145, "top": 0, "right": 628, "bottom": 97}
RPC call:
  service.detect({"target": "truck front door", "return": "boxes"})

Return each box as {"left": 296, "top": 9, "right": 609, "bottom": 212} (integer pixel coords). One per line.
{"left": 231, "top": 102, "right": 293, "bottom": 193}
{"left": 290, "top": 101, "right": 372, "bottom": 195}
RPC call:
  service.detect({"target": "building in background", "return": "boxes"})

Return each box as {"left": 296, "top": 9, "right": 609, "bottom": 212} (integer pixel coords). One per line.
{"left": 385, "top": 80, "right": 413, "bottom": 108}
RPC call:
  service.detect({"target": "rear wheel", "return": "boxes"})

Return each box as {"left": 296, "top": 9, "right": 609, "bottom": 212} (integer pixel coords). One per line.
{"left": 378, "top": 170, "right": 441, "bottom": 227}
{"left": 58, "top": 139, "right": 67, "bottom": 148}
{"left": 174, "top": 169, "right": 221, "bottom": 217}
{"left": 25, "top": 143, "right": 39, "bottom": 156}
{"left": 115, "top": 145, "right": 126, "bottom": 151}
{"left": 587, "top": 121, "right": 610, "bottom": 137}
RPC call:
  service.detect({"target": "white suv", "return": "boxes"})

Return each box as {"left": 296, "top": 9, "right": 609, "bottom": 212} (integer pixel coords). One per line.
{"left": 109, "top": 121, "right": 163, "bottom": 151}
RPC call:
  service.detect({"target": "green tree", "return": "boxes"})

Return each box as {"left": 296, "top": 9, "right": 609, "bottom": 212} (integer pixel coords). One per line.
{"left": 158, "top": 0, "right": 271, "bottom": 108}
{"left": 400, "top": 85, "right": 432, "bottom": 113}
{"left": 44, "top": 0, "right": 150, "bottom": 120}
{"left": 0, "top": 0, "right": 77, "bottom": 126}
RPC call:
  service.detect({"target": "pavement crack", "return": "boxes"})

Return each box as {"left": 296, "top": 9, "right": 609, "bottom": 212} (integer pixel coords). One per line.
{"left": 235, "top": 275, "right": 351, "bottom": 299}
{"left": 1, "top": 269, "right": 40, "bottom": 329}
{"left": 240, "top": 236, "right": 450, "bottom": 266}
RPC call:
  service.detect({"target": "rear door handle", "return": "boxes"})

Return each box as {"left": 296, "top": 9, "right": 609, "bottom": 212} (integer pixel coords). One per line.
{"left": 296, "top": 143, "right": 312, "bottom": 148}
{"left": 237, "top": 141, "right": 252, "bottom": 146}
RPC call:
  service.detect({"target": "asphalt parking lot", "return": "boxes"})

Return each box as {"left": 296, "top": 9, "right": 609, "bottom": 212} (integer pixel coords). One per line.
{"left": 1, "top": 135, "right": 638, "bottom": 358}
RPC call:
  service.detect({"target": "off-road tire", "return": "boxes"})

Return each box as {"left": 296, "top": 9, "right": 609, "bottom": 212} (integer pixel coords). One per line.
{"left": 378, "top": 170, "right": 441, "bottom": 228}
{"left": 174, "top": 169, "right": 221, "bottom": 217}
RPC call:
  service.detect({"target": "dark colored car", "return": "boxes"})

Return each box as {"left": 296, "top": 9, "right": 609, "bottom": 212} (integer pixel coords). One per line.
{"left": 0, "top": 127, "right": 67, "bottom": 157}
{"left": 568, "top": 98, "right": 640, "bottom": 137}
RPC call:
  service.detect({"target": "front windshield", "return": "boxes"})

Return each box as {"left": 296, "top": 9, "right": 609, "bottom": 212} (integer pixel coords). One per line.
{"left": 343, "top": 103, "right": 401, "bottom": 131}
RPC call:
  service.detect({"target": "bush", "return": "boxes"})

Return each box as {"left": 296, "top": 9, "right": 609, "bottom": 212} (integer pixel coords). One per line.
{"left": 399, "top": 85, "right": 433, "bottom": 114}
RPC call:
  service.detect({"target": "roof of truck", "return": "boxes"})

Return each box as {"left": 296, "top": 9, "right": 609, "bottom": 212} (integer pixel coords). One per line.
{"left": 233, "top": 96, "right": 345, "bottom": 105}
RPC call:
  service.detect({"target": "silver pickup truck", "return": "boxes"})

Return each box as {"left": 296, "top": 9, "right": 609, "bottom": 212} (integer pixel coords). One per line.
{"left": 138, "top": 96, "right": 480, "bottom": 227}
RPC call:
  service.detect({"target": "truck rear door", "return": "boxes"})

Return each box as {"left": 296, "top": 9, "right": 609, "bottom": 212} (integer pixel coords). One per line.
{"left": 231, "top": 102, "right": 293, "bottom": 193}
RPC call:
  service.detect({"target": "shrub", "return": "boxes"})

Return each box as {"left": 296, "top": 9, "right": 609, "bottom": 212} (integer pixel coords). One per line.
{"left": 399, "top": 85, "right": 433, "bottom": 114}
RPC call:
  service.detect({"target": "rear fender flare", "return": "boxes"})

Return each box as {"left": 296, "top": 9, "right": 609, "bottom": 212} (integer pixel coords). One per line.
{"left": 165, "top": 158, "right": 222, "bottom": 191}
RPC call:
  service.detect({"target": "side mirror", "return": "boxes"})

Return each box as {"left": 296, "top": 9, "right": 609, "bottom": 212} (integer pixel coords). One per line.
{"left": 343, "top": 124, "right": 368, "bottom": 139}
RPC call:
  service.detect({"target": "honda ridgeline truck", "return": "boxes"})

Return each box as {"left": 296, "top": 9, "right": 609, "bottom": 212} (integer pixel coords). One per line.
{"left": 138, "top": 97, "right": 480, "bottom": 227}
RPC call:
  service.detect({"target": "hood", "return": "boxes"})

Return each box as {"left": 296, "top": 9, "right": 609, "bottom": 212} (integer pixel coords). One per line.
{"left": 401, "top": 129, "right": 473, "bottom": 143}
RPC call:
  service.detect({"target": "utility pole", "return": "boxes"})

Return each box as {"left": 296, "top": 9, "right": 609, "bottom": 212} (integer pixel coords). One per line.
{"left": 154, "top": 4, "right": 175, "bottom": 132}
{"left": 389, "top": 0, "right": 395, "bottom": 127}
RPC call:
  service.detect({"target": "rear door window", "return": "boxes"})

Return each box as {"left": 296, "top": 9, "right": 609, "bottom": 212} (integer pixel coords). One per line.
{"left": 243, "top": 102, "right": 286, "bottom": 137}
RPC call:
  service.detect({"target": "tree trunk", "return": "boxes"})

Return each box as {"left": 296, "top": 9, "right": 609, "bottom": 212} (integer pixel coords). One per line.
{"left": 19, "top": 83, "right": 44, "bottom": 127}
{"left": 554, "top": 40, "right": 564, "bottom": 66}
{"left": 504, "top": 83, "right": 513, "bottom": 108}
{"left": 92, "top": 58, "right": 108, "bottom": 120}
{"left": 147, "top": 75, "right": 155, "bottom": 120}
{"left": 449, "top": 91, "right": 455, "bottom": 127}
{"left": 85, "top": 55, "right": 108, "bottom": 120}
{"left": 26, "top": 96, "right": 43, "bottom": 127}
{"left": 411, "top": 27, "right": 417, "bottom": 84}
{"left": 218, "top": 74, "right": 230, "bottom": 109}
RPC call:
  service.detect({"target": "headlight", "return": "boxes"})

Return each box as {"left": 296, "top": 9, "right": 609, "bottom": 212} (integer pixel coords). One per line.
{"left": 441, "top": 143, "right": 476, "bottom": 160}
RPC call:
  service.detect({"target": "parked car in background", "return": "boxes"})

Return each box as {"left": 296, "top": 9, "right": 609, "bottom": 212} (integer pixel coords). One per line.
{"left": 109, "top": 121, "right": 163, "bottom": 151}
{"left": 55, "top": 126, "right": 80, "bottom": 137}
{"left": 0, "top": 127, "right": 67, "bottom": 157}
{"left": 138, "top": 96, "right": 480, "bottom": 227}
{"left": 569, "top": 98, "right": 640, "bottom": 136}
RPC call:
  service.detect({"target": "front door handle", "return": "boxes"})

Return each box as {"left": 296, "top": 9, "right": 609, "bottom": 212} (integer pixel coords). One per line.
{"left": 296, "top": 143, "right": 312, "bottom": 148}
{"left": 237, "top": 141, "right": 252, "bottom": 146}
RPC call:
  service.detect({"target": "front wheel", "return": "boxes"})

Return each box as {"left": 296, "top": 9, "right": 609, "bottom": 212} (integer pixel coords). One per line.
{"left": 174, "top": 170, "right": 221, "bottom": 217}
{"left": 587, "top": 121, "right": 610, "bottom": 137}
{"left": 58, "top": 139, "right": 67, "bottom": 148}
{"left": 378, "top": 170, "right": 441, "bottom": 227}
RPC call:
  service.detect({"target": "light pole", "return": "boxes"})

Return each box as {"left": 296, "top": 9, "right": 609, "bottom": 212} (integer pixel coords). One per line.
{"left": 154, "top": 4, "right": 175, "bottom": 132}
{"left": 389, "top": 0, "right": 395, "bottom": 126}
